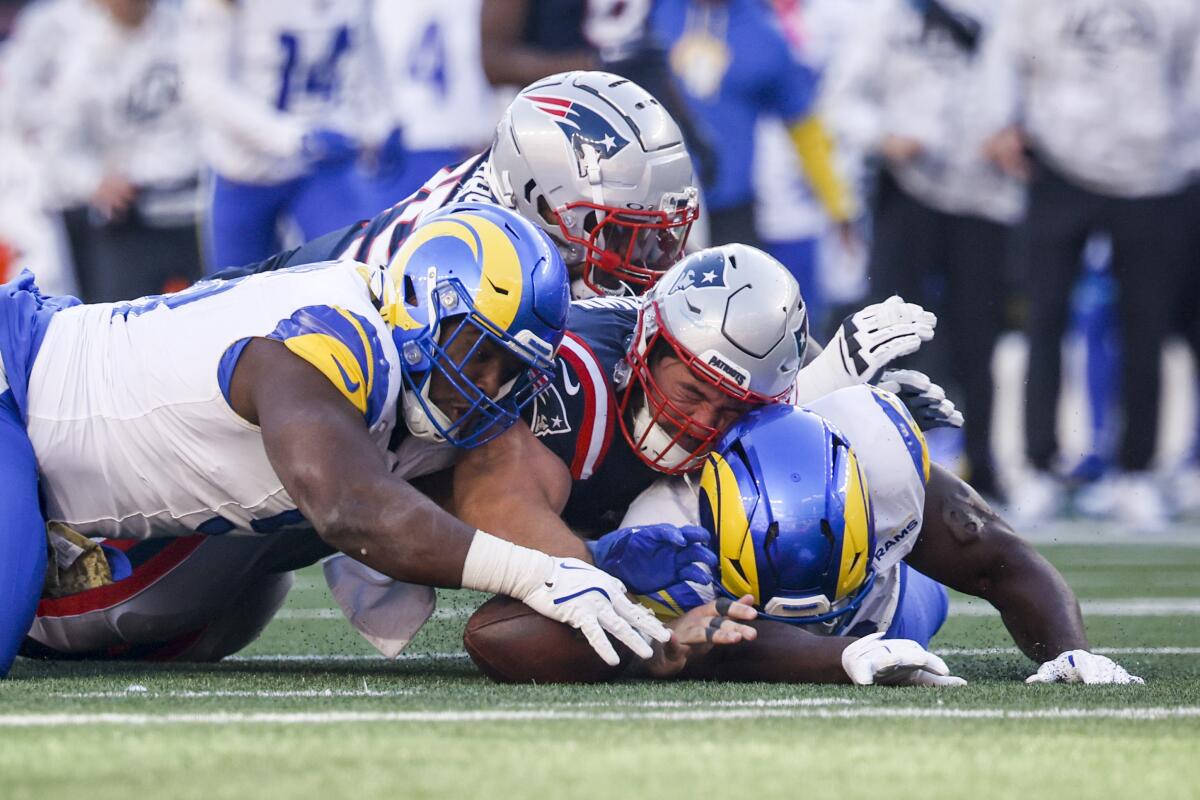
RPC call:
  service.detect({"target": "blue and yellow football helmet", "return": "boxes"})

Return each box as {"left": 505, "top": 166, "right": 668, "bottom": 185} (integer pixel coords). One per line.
{"left": 699, "top": 403, "right": 876, "bottom": 628}
{"left": 384, "top": 202, "right": 570, "bottom": 448}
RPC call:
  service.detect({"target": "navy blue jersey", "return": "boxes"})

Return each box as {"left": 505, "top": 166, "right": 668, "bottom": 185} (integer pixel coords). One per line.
{"left": 524, "top": 296, "right": 660, "bottom": 535}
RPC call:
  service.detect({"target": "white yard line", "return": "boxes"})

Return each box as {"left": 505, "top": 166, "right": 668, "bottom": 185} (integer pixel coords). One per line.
{"left": 274, "top": 598, "right": 1200, "bottom": 623}
{"left": 50, "top": 689, "right": 420, "bottom": 699}
{"left": 220, "top": 645, "right": 1198, "bottom": 664}
{"left": 44, "top": 692, "right": 855, "bottom": 707}
{"left": 223, "top": 652, "right": 470, "bottom": 662}
{"left": 3, "top": 706, "right": 1199, "bottom": 727}
{"left": 273, "top": 608, "right": 473, "bottom": 621}
{"left": 950, "top": 598, "right": 1200, "bottom": 616}
{"left": 934, "top": 646, "right": 1200, "bottom": 656}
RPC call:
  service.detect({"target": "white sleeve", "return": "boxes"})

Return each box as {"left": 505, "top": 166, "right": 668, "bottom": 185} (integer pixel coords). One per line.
{"left": 819, "top": 0, "right": 891, "bottom": 156}
{"left": 179, "top": 0, "right": 307, "bottom": 161}
{"left": 620, "top": 477, "right": 699, "bottom": 528}
{"left": 804, "top": 385, "right": 928, "bottom": 572}
{"left": 38, "top": 44, "right": 105, "bottom": 205}
{"left": 974, "top": 0, "right": 1026, "bottom": 136}
{"left": 345, "top": 16, "right": 399, "bottom": 148}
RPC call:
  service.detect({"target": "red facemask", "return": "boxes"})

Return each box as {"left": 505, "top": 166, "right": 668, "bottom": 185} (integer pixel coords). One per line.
{"left": 617, "top": 301, "right": 786, "bottom": 475}
{"left": 554, "top": 201, "right": 698, "bottom": 296}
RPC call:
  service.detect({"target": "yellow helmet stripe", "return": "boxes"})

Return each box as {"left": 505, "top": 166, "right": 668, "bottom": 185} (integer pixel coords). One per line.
{"left": 386, "top": 214, "right": 526, "bottom": 333}
{"left": 701, "top": 453, "right": 761, "bottom": 603}
{"left": 453, "top": 213, "right": 525, "bottom": 332}
{"left": 835, "top": 448, "right": 873, "bottom": 601}
{"left": 635, "top": 591, "right": 684, "bottom": 622}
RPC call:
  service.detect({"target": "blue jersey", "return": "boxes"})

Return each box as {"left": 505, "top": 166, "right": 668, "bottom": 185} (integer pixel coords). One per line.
{"left": 650, "top": 0, "right": 819, "bottom": 210}
{"left": 523, "top": 297, "right": 660, "bottom": 535}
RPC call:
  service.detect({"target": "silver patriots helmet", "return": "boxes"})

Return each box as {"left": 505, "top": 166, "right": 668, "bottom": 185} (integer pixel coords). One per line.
{"left": 486, "top": 70, "right": 699, "bottom": 296}
{"left": 617, "top": 245, "right": 810, "bottom": 474}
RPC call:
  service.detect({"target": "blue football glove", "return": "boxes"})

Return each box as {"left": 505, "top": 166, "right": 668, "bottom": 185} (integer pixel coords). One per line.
{"left": 372, "top": 127, "right": 406, "bottom": 180}
{"left": 588, "top": 524, "right": 717, "bottom": 596}
{"left": 301, "top": 129, "right": 359, "bottom": 168}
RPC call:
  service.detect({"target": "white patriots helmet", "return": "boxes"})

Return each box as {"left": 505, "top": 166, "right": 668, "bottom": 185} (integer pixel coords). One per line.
{"left": 486, "top": 70, "right": 699, "bottom": 296}
{"left": 617, "top": 245, "right": 810, "bottom": 474}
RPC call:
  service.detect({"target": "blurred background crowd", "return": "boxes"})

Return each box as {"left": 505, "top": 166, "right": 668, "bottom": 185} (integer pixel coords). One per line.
{"left": 0, "top": 0, "right": 1198, "bottom": 530}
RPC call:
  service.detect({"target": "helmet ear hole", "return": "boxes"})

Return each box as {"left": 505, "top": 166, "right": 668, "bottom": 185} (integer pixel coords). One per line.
{"left": 535, "top": 195, "right": 557, "bottom": 227}
{"left": 403, "top": 275, "right": 418, "bottom": 306}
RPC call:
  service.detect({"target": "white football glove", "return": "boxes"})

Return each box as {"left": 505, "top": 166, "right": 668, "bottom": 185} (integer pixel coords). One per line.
{"left": 1025, "top": 650, "right": 1144, "bottom": 685}
{"left": 461, "top": 532, "right": 672, "bottom": 667}
{"left": 520, "top": 558, "right": 672, "bottom": 666}
{"left": 794, "top": 296, "right": 937, "bottom": 404}
{"left": 842, "top": 632, "right": 968, "bottom": 687}
{"left": 874, "top": 369, "right": 964, "bottom": 430}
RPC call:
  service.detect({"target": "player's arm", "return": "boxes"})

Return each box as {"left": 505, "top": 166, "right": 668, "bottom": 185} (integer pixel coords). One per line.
{"left": 904, "top": 464, "right": 1087, "bottom": 663}
{"left": 479, "top": 0, "right": 597, "bottom": 86}
{"left": 452, "top": 420, "right": 591, "bottom": 560}
{"left": 228, "top": 338, "right": 670, "bottom": 663}
{"left": 789, "top": 114, "right": 857, "bottom": 225}
{"left": 180, "top": 0, "right": 308, "bottom": 159}
{"left": 230, "top": 337, "right": 477, "bottom": 586}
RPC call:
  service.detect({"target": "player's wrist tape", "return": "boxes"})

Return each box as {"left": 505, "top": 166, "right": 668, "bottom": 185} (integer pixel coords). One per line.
{"left": 460, "top": 530, "right": 555, "bottom": 600}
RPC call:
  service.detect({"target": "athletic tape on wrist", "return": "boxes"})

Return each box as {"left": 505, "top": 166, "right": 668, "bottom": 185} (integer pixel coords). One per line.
{"left": 460, "top": 530, "right": 555, "bottom": 600}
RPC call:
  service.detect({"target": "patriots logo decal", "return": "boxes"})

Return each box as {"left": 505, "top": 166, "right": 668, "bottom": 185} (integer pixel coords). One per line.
{"left": 527, "top": 95, "right": 631, "bottom": 163}
{"left": 666, "top": 250, "right": 729, "bottom": 295}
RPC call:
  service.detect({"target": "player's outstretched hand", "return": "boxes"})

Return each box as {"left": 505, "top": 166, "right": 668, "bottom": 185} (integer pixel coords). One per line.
{"left": 301, "top": 129, "right": 359, "bottom": 168}
{"left": 645, "top": 595, "right": 759, "bottom": 678}
{"left": 794, "top": 296, "right": 938, "bottom": 404}
{"left": 842, "top": 632, "right": 968, "bottom": 687}
{"left": 589, "top": 523, "right": 717, "bottom": 595}
{"left": 874, "top": 369, "right": 965, "bottom": 430}
{"left": 520, "top": 558, "right": 671, "bottom": 667}
{"left": 1025, "top": 650, "right": 1144, "bottom": 685}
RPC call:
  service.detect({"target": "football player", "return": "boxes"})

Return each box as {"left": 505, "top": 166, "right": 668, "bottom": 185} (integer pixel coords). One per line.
{"left": 617, "top": 394, "right": 1143, "bottom": 685}
{"left": 0, "top": 203, "right": 670, "bottom": 678}
{"left": 180, "top": 0, "right": 399, "bottom": 269}
{"left": 324, "top": 246, "right": 943, "bottom": 653}
{"left": 222, "top": 71, "right": 700, "bottom": 298}
{"left": 448, "top": 244, "right": 942, "bottom": 550}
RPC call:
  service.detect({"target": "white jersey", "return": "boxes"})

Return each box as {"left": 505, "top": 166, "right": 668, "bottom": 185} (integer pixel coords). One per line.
{"left": 621, "top": 384, "right": 928, "bottom": 634}
{"left": 26, "top": 261, "right": 403, "bottom": 540}
{"left": 822, "top": 0, "right": 1023, "bottom": 223}
{"left": 180, "top": 0, "right": 393, "bottom": 183}
{"left": 371, "top": 0, "right": 497, "bottom": 152}
{"left": 45, "top": 2, "right": 202, "bottom": 225}
{"left": 0, "top": 0, "right": 104, "bottom": 208}
{"left": 977, "top": 0, "right": 1198, "bottom": 198}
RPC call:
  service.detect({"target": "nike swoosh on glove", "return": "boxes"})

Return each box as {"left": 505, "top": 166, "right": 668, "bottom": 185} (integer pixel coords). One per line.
{"left": 588, "top": 524, "right": 718, "bottom": 596}
{"left": 1025, "top": 650, "right": 1144, "bottom": 685}
{"left": 874, "top": 369, "right": 964, "bottom": 430}
{"left": 521, "top": 558, "right": 671, "bottom": 666}
{"left": 793, "top": 296, "right": 937, "bottom": 404}
{"left": 841, "top": 632, "right": 968, "bottom": 686}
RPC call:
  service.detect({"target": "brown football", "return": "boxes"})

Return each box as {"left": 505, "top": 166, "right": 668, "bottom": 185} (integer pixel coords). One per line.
{"left": 463, "top": 595, "right": 632, "bottom": 683}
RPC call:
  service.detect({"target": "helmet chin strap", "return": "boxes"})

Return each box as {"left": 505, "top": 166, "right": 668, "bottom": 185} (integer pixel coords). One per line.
{"left": 629, "top": 395, "right": 693, "bottom": 472}
{"left": 401, "top": 381, "right": 452, "bottom": 444}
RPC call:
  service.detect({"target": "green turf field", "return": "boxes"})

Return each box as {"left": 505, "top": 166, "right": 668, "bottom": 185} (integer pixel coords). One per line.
{"left": 4, "top": 528, "right": 1199, "bottom": 800}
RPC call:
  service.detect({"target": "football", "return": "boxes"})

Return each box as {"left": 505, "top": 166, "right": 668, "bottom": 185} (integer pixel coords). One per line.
{"left": 463, "top": 595, "right": 633, "bottom": 683}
